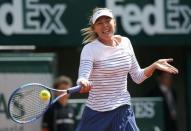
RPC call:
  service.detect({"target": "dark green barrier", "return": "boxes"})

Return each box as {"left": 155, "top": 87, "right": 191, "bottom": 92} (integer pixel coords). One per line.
{"left": 187, "top": 53, "right": 191, "bottom": 131}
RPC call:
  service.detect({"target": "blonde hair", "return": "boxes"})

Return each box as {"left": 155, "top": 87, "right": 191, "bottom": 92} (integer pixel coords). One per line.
{"left": 81, "top": 7, "right": 110, "bottom": 44}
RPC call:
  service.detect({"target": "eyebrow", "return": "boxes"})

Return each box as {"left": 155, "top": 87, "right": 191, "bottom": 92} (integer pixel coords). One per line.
{"left": 96, "top": 17, "right": 112, "bottom": 22}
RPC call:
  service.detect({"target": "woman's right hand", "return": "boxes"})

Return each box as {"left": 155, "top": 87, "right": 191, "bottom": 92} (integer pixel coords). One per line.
{"left": 79, "top": 79, "right": 91, "bottom": 93}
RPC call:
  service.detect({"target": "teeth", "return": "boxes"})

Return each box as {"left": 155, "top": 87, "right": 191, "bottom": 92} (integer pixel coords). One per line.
{"left": 103, "top": 30, "right": 109, "bottom": 33}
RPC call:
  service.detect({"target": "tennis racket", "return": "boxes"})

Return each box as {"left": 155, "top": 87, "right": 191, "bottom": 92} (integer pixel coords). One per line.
{"left": 8, "top": 83, "right": 81, "bottom": 124}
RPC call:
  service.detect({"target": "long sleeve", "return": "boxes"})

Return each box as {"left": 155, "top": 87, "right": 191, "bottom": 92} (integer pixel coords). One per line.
{"left": 77, "top": 44, "right": 94, "bottom": 84}
{"left": 128, "top": 40, "right": 148, "bottom": 84}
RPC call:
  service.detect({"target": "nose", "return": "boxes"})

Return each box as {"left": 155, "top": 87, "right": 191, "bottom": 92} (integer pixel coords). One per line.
{"left": 103, "top": 22, "right": 108, "bottom": 27}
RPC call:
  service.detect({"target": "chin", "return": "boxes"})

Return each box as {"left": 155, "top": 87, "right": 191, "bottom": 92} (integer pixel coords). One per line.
{"left": 103, "top": 35, "right": 113, "bottom": 39}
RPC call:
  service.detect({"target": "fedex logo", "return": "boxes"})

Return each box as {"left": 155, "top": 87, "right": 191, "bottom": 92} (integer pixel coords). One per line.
{"left": 0, "top": 0, "right": 67, "bottom": 35}
{"left": 106, "top": 0, "right": 191, "bottom": 35}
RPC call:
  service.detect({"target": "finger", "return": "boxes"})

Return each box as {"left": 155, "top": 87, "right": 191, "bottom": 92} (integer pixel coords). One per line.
{"left": 170, "top": 69, "right": 178, "bottom": 74}
{"left": 157, "top": 63, "right": 178, "bottom": 74}
{"left": 168, "top": 68, "right": 178, "bottom": 74}
{"left": 163, "top": 66, "right": 178, "bottom": 74}
{"left": 80, "top": 80, "right": 89, "bottom": 86}
{"left": 80, "top": 86, "right": 90, "bottom": 93}
{"left": 166, "top": 63, "right": 179, "bottom": 74}
{"left": 160, "top": 67, "right": 176, "bottom": 74}
{"left": 163, "top": 62, "right": 176, "bottom": 70}
{"left": 85, "top": 86, "right": 91, "bottom": 92}
{"left": 79, "top": 81, "right": 86, "bottom": 87}
{"left": 79, "top": 80, "right": 91, "bottom": 93}
{"left": 165, "top": 65, "right": 178, "bottom": 74}
{"left": 82, "top": 81, "right": 91, "bottom": 88}
{"left": 158, "top": 58, "right": 173, "bottom": 62}
{"left": 165, "top": 58, "right": 173, "bottom": 63}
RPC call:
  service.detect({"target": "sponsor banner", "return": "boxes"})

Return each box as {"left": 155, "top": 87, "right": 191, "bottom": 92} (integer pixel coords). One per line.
{"left": 107, "top": 0, "right": 191, "bottom": 36}
{"left": 0, "top": 0, "right": 190, "bottom": 46}
{"left": 106, "top": 0, "right": 191, "bottom": 45}
{"left": 0, "top": 0, "right": 103, "bottom": 47}
{"left": 0, "top": 0, "right": 67, "bottom": 36}
{"left": 132, "top": 97, "right": 164, "bottom": 131}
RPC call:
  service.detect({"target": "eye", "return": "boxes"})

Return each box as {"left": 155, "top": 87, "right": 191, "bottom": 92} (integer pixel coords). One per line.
{"left": 96, "top": 21, "right": 102, "bottom": 25}
{"left": 95, "top": 20, "right": 103, "bottom": 25}
{"left": 106, "top": 18, "right": 112, "bottom": 22}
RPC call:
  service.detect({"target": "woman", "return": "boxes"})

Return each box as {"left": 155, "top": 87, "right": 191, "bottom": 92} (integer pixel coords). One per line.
{"left": 76, "top": 8, "right": 178, "bottom": 131}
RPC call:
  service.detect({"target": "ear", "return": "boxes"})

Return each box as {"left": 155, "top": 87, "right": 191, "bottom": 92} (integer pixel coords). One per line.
{"left": 113, "top": 19, "right": 117, "bottom": 33}
{"left": 114, "top": 19, "right": 117, "bottom": 27}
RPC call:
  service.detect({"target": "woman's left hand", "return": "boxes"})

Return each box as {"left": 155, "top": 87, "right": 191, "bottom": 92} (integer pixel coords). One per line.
{"left": 154, "top": 58, "right": 179, "bottom": 74}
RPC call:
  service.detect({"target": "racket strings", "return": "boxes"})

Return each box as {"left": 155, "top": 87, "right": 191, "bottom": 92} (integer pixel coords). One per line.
{"left": 9, "top": 85, "right": 51, "bottom": 123}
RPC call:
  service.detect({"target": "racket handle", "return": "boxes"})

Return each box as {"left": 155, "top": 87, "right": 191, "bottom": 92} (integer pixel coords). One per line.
{"left": 67, "top": 85, "right": 82, "bottom": 94}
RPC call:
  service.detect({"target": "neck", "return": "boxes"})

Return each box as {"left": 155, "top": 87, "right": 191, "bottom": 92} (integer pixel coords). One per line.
{"left": 98, "top": 37, "right": 117, "bottom": 47}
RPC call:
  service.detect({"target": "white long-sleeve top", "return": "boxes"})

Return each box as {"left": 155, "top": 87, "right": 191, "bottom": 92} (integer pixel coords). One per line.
{"left": 77, "top": 36, "right": 147, "bottom": 112}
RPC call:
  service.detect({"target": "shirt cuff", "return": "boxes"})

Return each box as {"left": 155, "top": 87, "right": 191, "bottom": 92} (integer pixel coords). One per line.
{"left": 76, "top": 77, "right": 88, "bottom": 85}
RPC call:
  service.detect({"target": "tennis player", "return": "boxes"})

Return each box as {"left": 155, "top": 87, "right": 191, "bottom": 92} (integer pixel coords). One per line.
{"left": 76, "top": 7, "right": 179, "bottom": 131}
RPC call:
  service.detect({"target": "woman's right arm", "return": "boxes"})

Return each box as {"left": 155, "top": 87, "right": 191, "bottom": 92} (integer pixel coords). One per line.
{"left": 77, "top": 45, "right": 94, "bottom": 93}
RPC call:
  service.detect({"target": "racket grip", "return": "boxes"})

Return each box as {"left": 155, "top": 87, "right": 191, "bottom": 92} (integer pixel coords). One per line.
{"left": 67, "top": 85, "right": 82, "bottom": 94}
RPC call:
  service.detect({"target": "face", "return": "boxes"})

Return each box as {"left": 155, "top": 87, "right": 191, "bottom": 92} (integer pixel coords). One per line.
{"left": 93, "top": 16, "right": 116, "bottom": 42}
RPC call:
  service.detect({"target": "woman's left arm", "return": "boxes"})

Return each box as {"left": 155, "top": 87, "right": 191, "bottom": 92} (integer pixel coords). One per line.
{"left": 144, "top": 58, "right": 179, "bottom": 77}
